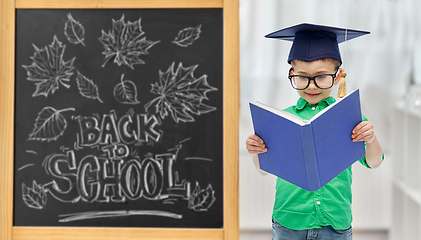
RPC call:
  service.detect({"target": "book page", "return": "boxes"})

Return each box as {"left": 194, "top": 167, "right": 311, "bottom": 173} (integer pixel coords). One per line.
{"left": 309, "top": 89, "right": 365, "bottom": 187}
{"left": 251, "top": 102, "right": 307, "bottom": 126}
{"left": 308, "top": 89, "right": 359, "bottom": 123}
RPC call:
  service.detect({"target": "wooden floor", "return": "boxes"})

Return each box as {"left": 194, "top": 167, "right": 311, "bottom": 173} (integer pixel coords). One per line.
{"left": 240, "top": 230, "right": 388, "bottom": 240}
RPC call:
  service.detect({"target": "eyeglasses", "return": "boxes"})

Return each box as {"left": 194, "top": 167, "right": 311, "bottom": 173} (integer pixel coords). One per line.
{"left": 288, "top": 71, "right": 337, "bottom": 90}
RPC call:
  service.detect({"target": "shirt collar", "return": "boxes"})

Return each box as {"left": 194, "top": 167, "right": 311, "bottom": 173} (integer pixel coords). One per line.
{"left": 296, "top": 96, "right": 336, "bottom": 110}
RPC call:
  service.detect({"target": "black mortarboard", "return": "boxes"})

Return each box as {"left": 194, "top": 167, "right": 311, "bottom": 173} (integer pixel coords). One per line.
{"left": 265, "top": 23, "right": 370, "bottom": 64}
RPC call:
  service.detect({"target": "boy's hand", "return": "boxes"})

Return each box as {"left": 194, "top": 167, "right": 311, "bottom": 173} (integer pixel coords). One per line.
{"left": 246, "top": 135, "right": 267, "bottom": 154}
{"left": 352, "top": 121, "right": 376, "bottom": 143}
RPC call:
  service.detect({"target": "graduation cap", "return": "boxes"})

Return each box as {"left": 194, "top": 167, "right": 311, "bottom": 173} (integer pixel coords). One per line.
{"left": 265, "top": 23, "right": 370, "bottom": 64}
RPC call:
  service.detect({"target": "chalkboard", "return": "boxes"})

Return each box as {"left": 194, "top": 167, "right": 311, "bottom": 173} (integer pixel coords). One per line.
{"left": 14, "top": 9, "right": 223, "bottom": 228}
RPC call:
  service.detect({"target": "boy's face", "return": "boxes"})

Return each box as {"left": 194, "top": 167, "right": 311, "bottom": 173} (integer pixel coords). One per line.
{"left": 291, "top": 59, "right": 340, "bottom": 105}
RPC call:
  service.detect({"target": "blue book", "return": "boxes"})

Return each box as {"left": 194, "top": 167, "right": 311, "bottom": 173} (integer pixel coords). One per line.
{"left": 249, "top": 90, "right": 365, "bottom": 191}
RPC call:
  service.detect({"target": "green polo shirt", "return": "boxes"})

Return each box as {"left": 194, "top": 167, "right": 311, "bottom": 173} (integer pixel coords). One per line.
{"left": 272, "top": 96, "right": 370, "bottom": 231}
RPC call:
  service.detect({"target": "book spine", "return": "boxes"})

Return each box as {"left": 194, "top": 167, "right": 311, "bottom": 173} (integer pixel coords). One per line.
{"left": 300, "top": 125, "right": 321, "bottom": 191}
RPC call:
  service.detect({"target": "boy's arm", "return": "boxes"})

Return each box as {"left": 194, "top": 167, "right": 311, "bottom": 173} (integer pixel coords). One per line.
{"left": 352, "top": 121, "right": 383, "bottom": 168}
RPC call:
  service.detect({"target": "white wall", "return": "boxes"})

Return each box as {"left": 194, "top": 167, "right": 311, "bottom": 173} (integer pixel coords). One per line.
{"left": 239, "top": 0, "right": 421, "bottom": 231}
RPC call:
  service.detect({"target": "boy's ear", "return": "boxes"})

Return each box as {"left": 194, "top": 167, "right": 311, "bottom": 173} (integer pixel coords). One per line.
{"left": 334, "top": 68, "right": 343, "bottom": 85}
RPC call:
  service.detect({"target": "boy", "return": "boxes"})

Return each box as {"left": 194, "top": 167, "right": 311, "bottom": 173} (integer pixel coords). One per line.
{"left": 245, "top": 24, "right": 383, "bottom": 240}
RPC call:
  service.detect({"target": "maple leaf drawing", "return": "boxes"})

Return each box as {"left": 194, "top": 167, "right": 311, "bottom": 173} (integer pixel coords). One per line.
{"left": 145, "top": 62, "right": 218, "bottom": 123}
{"left": 22, "top": 36, "right": 76, "bottom": 97}
{"left": 188, "top": 183, "right": 216, "bottom": 212}
{"left": 99, "top": 14, "right": 160, "bottom": 69}
{"left": 22, "top": 181, "right": 47, "bottom": 209}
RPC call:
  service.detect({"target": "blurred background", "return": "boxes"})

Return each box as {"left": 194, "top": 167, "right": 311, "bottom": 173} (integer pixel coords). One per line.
{"left": 238, "top": 0, "right": 421, "bottom": 239}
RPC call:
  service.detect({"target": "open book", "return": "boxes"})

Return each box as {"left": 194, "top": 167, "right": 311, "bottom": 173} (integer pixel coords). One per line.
{"left": 249, "top": 89, "right": 365, "bottom": 191}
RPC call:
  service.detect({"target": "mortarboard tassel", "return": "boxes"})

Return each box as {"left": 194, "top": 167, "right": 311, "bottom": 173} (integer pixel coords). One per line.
{"left": 337, "top": 69, "right": 347, "bottom": 98}
{"left": 337, "top": 29, "right": 348, "bottom": 98}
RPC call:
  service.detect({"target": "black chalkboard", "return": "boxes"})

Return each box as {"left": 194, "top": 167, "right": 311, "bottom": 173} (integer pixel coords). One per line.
{"left": 14, "top": 9, "right": 223, "bottom": 228}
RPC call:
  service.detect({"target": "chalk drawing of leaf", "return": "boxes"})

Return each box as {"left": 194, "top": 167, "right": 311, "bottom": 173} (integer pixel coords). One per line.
{"left": 145, "top": 62, "right": 218, "bottom": 123}
{"left": 75, "top": 71, "right": 103, "bottom": 103}
{"left": 114, "top": 74, "right": 140, "bottom": 105}
{"left": 22, "top": 181, "right": 47, "bottom": 209}
{"left": 99, "top": 14, "right": 160, "bottom": 69}
{"left": 28, "top": 107, "right": 75, "bottom": 142}
{"left": 22, "top": 36, "right": 75, "bottom": 97}
{"left": 188, "top": 183, "right": 216, "bottom": 212}
{"left": 64, "top": 13, "right": 86, "bottom": 46}
{"left": 172, "top": 25, "right": 201, "bottom": 47}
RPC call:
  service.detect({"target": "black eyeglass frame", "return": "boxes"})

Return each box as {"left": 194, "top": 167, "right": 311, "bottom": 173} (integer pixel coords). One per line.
{"left": 288, "top": 69, "right": 338, "bottom": 90}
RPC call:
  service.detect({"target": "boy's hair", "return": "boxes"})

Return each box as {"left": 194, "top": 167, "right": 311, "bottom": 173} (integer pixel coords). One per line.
{"left": 290, "top": 58, "right": 341, "bottom": 72}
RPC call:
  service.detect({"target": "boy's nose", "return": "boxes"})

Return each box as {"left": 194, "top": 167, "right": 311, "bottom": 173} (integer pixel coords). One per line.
{"left": 307, "top": 80, "right": 318, "bottom": 89}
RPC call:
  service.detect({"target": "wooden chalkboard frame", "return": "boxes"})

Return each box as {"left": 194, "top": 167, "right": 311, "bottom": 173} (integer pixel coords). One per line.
{"left": 0, "top": 0, "right": 239, "bottom": 239}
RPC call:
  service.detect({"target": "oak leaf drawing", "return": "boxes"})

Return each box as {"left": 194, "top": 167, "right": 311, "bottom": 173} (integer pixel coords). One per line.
{"left": 99, "top": 14, "right": 160, "bottom": 69}
{"left": 145, "top": 62, "right": 218, "bottom": 123}
{"left": 65, "top": 13, "right": 86, "bottom": 46}
{"left": 22, "top": 36, "right": 75, "bottom": 97}
{"left": 22, "top": 181, "right": 47, "bottom": 209}
{"left": 172, "top": 25, "right": 202, "bottom": 47}
{"left": 188, "top": 183, "right": 216, "bottom": 211}
{"left": 75, "top": 71, "right": 103, "bottom": 103}
{"left": 28, "top": 107, "right": 75, "bottom": 142}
